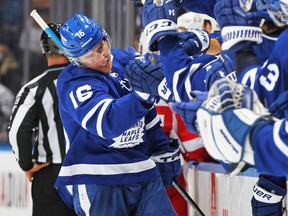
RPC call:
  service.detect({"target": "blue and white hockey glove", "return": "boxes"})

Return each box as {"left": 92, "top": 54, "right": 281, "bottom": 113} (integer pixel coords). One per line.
{"left": 133, "top": 0, "right": 185, "bottom": 7}
{"left": 172, "top": 91, "right": 208, "bottom": 134}
{"left": 151, "top": 139, "right": 181, "bottom": 189}
{"left": 197, "top": 79, "right": 271, "bottom": 164}
{"left": 204, "top": 54, "right": 236, "bottom": 91}
{"left": 178, "top": 29, "right": 210, "bottom": 56}
{"left": 251, "top": 176, "right": 286, "bottom": 216}
{"left": 268, "top": 90, "right": 288, "bottom": 119}
{"left": 213, "top": 0, "right": 264, "bottom": 52}
{"left": 125, "top": 52, "right": 174, "bottom": 102}
{"left": 142, "top": 0, "right": 179, "bottom": 51}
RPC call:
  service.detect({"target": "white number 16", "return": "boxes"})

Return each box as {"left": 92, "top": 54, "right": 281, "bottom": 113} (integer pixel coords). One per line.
{"left": 69, "top": 84, "right": 92, "bottom": 109}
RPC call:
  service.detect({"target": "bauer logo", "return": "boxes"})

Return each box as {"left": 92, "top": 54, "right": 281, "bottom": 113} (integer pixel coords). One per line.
{"left": 253, "top": 185, "right": 272, "bottom": 201}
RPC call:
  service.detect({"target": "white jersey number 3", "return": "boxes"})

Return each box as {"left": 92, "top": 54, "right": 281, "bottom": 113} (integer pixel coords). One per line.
{"left": 260, "top": 63, "right": 279, "bottom": 91}
{"left": 69, "top": 84, "right": 93, "bottom": 109}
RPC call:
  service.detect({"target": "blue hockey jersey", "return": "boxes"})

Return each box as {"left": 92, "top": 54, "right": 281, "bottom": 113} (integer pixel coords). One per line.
{"left": 238, "top": 28, "right": 288, "bottom": 175}
{"left": 238, "top": 28, "right": 288, "bottom": 108}
{"left": 54, "top": 49, "right": 171, "bottom": 187}
{"left": 252, "top": 111, "right": 288, "bottom": 176}
{"left": 158, "top": 35, "right": 235, "bottom": 102}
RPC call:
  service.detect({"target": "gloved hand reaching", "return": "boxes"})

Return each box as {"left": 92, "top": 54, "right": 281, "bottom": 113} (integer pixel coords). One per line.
{"left": 141, "top": 0, "right": 179, "bottom": 51}
{"left": 125, "top": 52, "right": 174, "bottom": 102}
{"left": 151, "top": 138, "right": 181, "bottom": 189}
{"left": 178, "top": 29, "right": 210, "bottom": 56}
{"left": 172, "top": 91, "right": 208, "bottom": 134}
{"left": 213, "top": 0, "right": 265, "bottom": 52}
{"left": 204, "top": 54, "right": 236, "bottom": 91}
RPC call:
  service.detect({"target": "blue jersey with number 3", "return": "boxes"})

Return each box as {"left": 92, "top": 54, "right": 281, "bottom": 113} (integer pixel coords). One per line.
{"left": 238, "top": 28, "right": 288, "bottom": 175}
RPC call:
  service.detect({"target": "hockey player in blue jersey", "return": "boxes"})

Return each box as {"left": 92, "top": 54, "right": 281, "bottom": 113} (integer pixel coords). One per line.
{"left": 211, "top": 1, "right": 288, "bottom": 215}
{"left": 126, "top": 1, "right": 236, "bottom": 103}
{"left": 170, "top": 0, "right": 288, "bottom": 215}
{"left": 53, "top": 14, "right": 181, "bottom": 216}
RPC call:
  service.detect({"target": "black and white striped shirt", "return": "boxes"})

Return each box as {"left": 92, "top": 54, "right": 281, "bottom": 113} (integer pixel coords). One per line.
{"left": 8, "top": 64, "right": 67, "bottom": 171}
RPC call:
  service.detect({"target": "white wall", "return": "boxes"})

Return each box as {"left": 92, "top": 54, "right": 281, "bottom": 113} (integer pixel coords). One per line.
{"left": 0, "top": 147, "right": 32, "bottom": 216}
{"left": 0, "top": 148, "right": 286, "bottom": 216}
{"left": 187, "top": 162, "right": 287, "bottom": 216}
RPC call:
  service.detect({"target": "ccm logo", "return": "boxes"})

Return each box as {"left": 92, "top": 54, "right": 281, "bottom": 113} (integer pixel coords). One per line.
{"left": 253, "top": 185, "right": 272, "bottom": 200}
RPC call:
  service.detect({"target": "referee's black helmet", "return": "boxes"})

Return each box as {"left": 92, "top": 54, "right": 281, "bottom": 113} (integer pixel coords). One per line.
{"left": 40, "top": 23, "right": 62, "bottom": 55}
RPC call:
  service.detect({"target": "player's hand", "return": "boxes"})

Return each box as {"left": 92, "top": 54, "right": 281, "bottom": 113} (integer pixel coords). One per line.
{"left": 25, "top": 162, "right": 50, "bottom": 182}
{"left": 204, "top": 54, "right": 236, "bottom": 91}
{"left": 133, "top": 0, "right": 185, "bottom": 7}
{"left": 251, "top": 176, "right": 286, "bottom": 215}
{"left": 151, "top": 139, "right": 181, "bottom": 188}
{"left": 178, "top": 29, "right": 210, "bottom": 56}
{"left": 214, "top": 0, "right": 264, "bottom": 51}
{"left": 172, "top": 91, "right": 208, "bottom": 134}
{"left": 197, "top": 79, "right": 270, "bottom": 164}
{"left": 126, "top": 52, "right": 174, "bottom": 102}
{"left": 142, "top": 0, "right": 179, "bottom": 51}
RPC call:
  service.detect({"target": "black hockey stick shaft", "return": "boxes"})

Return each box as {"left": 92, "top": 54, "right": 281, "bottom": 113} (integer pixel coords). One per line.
{"left": 172, "top": 180, "right": 206, "bottom": 216}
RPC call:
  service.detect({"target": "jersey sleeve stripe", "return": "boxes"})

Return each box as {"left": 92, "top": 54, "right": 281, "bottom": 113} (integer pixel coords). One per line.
{"left": 96, "top": 99, "right": 113, "bottom": 138}
{"left": 81, "top": 98, "right": 112, "bottom": 130}
{"left": 146, "top": 115, "right": 160, "bottom": 130}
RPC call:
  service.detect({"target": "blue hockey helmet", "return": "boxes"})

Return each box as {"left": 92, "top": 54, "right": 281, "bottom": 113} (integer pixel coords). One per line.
{"left": 256, "top": 0, "right": 288, "bottom": 26}
{"left": 60, "top": 14, "right": 111, "bottom": 59}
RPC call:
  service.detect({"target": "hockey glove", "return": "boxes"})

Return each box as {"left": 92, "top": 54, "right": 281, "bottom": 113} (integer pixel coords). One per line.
{"left": 178, "top": 29, "right": 210, "bottom": 56}
{"left": 151, "top": 139, "right": 181, "bottom": 189}
{"left": 172, "top": 91, "right": 208, "bottom": 134}
{"left": 251, "top": 177, "right": 286, "bottom": 216}
{"left": 213, "top": 0, "right": 264, "bottom": 52}
{"left": 134, "top": 0, "right": 186, "bottom": 7}
{"left": 142, "top": 0, "right": 179, "bottom": 51}
{"left": 197, "top": 79, "right": 271, "bottom": 164}
{"left": 125, "top": 52, "right": 174, "bottom": 102}
{"left": 268, "top": 90, "right": 288, "bottom": 119}
{"left": 204, "top": 54, "right": 236, "bottom": 91}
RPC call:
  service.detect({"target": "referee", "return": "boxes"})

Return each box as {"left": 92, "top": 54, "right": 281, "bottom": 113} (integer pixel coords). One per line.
{"left": 8, "top": 23, "right": 76, "bottom": 216}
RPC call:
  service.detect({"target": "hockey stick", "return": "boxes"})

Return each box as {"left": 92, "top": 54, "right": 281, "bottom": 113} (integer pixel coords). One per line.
{"left": 30, "top": 9, "right": 70, "bottom": 60}
{"left": 172, "top": 180, "right": 206, "bottom": 216}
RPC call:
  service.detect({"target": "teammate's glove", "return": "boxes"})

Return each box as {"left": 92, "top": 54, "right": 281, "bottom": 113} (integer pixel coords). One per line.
{"left": 196, "top": 79, "right": 271, "bottom": 165}
{"left": 142, "top": 0, "right": 179, "bottom": 51}
{"left": 213, "top": 0, "right": 264, "bottom": 52}
{"left": 134, "top": 0, "right": 186, "bottom": 7}
{"left": 151, "top": 139, "right": 181, "bottom": 189}
{"left": 251, "top": 177, "right": 286, "bottom": 216}
{"left": 178, "top": 29, "right": 210, "bottom": 56}
{"left": 125, "top": 52, "right": 174, "bottom": 102}
{"left": 268, "top": 90, "right": 288, "bottom": 119}
{"left": 172, "top": 91, "right": 208, "bottom": 134}
{"left": 204, "top": 54, "right": 236, "bottom": 91}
